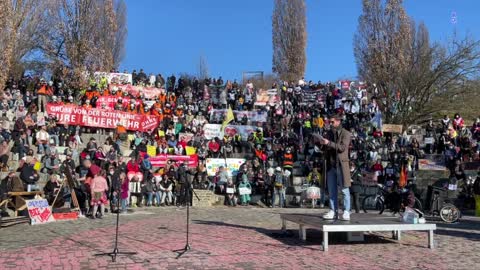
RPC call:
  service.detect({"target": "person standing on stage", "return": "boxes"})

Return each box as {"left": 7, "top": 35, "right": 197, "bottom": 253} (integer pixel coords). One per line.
{"left": 318, "top": 114, "right": 352, "bottom": 220}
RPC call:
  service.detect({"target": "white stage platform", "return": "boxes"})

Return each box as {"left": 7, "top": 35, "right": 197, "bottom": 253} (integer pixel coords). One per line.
{"left": 280, "top": 213, "right": 436, "bottom": 251}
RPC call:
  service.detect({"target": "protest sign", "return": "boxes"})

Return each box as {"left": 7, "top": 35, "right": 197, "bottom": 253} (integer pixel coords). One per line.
{"left": 185, "top": 146, "right": 196, "bottom": 155}
{"left": 382, "top": 124, "right": 403, "bottom": 133}
{"left": 205, "top": 158, "right": 246, "bottom": 176}
{"left": 26, "top": 199, "right": 55, "bottom": 225}
{"left": 239, "top": 187, "right": 251, "bottom": 195}
{"left": 46, "top": 104, "right": 159, "bottom": 132}
{"left": 146, "top": 145, "right": 157, "bottom": 157}
{"left": 108, "top": 84, "right": 165, "bottom": 99}
{"left": 301, "top": 89, "right": 323, "bottom": 104}
{"left": 96, "top": 96, "right": 141, "bottom": 109}
{"left": 94, "top": 72, "right": 132, "bottom": 85}
{"left": 178, "top": 133, "right": 194, "bottom": 143}
{"left": 209, "top": 109, "right": 268, "bottom": 123}
{"left": 203, "top": 124, "right": 257, "bottom": 140}
{"left": 254, "top": 89, "right": 280, "bottom": 106}
{"left": 203, "top": 124, "right": 224, "bottom": 140}
{"left": 149, "top": 154, "right": 198, "bottom": 168}
{"left": 424, "top": 137, "right": 434, "bottom": 144}
{"left": 419, "top": 154, "right": 447, "bottom": 171}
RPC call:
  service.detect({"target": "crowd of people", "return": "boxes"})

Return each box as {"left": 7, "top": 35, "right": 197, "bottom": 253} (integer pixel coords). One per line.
{"left": 0, "top": 70, "right": 479, "bottom": 219}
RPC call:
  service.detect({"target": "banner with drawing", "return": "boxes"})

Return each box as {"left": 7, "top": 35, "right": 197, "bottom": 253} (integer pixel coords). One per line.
{"left": 254, "top": 89, "right": 280, "bottom": 106}
{"left": 205, "top": 158, "right": 246, "bottom": 176}
{"left": 203, "top": 124, "right": 257, "bottom": 140}
{"left": 94, "top": 72, "right": 133, "bottom": 85}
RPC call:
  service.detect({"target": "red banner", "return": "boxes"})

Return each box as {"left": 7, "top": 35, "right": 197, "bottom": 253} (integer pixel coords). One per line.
{"left": 46, "top": 104, "right": 159, "bottom": 132}
{"left": 149, "top": 154, "right": 198, "bottom": 168}
{"left": 109, "top": 84, "right": 164, "bottom": 99}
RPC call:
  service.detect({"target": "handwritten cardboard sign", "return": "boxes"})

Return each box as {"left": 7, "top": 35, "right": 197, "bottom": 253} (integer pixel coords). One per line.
{"left": 382, "top": 124, "right": 403, "bottom": 133}
{"left": 26, "top": 199, "right": 55, "bottom": 225}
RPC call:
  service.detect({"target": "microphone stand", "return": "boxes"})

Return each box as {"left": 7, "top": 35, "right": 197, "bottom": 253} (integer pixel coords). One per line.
{"left": 173, "top": 178, "right": 210, "bottom": 259}
{"left": 95, "top": 188, "right": 136, "bottom": 262}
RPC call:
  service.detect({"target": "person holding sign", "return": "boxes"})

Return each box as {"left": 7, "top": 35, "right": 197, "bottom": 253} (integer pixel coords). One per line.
{"left": 238, "top": 174, "right": 252, "bottom": 206}
{"left": 225, "top": 178, "right": 236, "bottom": 207}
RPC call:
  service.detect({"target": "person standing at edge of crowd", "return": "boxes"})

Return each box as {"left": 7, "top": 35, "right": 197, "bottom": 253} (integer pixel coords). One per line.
{"left": 318, "top": 114, "right": 352, "bottom": 221}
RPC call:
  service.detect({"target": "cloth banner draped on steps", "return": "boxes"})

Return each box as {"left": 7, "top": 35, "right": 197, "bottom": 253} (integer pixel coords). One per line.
{"left": 46, "top": 104, "right": 159, "bottom": 132}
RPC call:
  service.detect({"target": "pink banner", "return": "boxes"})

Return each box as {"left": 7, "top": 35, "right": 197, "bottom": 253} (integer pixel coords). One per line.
{"left": 149, "top": 154, "right": 198, "bottom": 168}
{"left": 109, "top": 84, "right": 164, "bottom": 99}
{"left": 46, "top": 104, "right": 159, "bottom": 132}
{"left": 97, "top": 96, "right": 141, "bottom": 109}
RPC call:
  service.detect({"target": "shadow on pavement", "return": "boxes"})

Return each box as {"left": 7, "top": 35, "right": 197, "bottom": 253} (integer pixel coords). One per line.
{"left": 434, "top": 218, "right": 480, "bottom": 241}
{"left": 192, "top": 219, "right": 396, "bottom": 248}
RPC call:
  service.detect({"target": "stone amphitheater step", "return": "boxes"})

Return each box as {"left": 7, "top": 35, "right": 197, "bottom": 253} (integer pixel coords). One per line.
{"left": 192, "top": 189, "right": 215, "bottom": 207}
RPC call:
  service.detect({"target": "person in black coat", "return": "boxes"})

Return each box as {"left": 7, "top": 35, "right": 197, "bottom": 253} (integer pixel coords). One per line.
{"left": 12, "top": 132, "right": 30, "bottom": 159}
{"left": 19, "top": 158, "right": 40, "bottom": 191}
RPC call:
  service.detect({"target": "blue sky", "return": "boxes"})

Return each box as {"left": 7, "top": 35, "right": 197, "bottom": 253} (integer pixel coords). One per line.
{"left": 121, "top": 0, "right": 479, "bottom": 82}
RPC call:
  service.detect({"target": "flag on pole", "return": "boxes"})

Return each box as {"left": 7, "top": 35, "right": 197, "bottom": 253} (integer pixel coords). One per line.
{"left": 222, "top": 105, "right": 235, "bottom": 130}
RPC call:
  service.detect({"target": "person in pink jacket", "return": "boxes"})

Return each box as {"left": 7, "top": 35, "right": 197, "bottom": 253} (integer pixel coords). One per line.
{"left": 90, "top": 170, "right": 109, "bottom": 219}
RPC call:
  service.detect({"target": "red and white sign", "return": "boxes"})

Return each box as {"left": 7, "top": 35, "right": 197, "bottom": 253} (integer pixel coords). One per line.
{"left": 46, "top": 104, "right": 159, "bottom": 132}
{"left": 97, "top": 96, "right": 141, "bottom": 109}
{"left": 26, "top": 199, "right": 55, "bottom": 225}
{"left": 149, "top": 154, "right": 198, "bottom": 168}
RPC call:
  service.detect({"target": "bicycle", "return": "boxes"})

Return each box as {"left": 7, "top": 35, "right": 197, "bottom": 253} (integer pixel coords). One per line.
{"left": 362, "top": 183, "right": 423, "bottom": 214}
{"left": 424, "top": 185, "right": 461, "bottom": 223}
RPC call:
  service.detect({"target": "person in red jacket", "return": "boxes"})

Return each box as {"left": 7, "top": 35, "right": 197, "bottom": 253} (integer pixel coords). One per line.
{"left": 371, "top": 158, "right": 384, "bottom": 183}
{"left": 453, "top": 113, "right": 465, "bottom": 130}
{"left": 372, "top": 127, "right": 383, "bottom": 138}
{"left": 126, "top": 157, "right": 140, "bottom": 173}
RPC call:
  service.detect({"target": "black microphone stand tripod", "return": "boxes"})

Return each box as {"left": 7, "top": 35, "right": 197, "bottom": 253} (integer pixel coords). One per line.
{"left": 173, "top": 179, "right": 210, "bottom": 259}
{"left": 95, "top": 188, "right": 137, "bottom": 262}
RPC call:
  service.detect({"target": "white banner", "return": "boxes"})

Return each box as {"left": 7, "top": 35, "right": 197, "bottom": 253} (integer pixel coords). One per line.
{"left": 203, "top": 124, "right": 224, "bottom": 140}
{"left": 205, "top": 158, "right": 246, "bottom": 177}
{"left": 94, "top": 72, "right": 132, "bottom": 85}
{"left": 209, "top": 109, "right": 268, "bottom": 122}
{"left": 255, "top": 89, "right": 280, "bottom": 106}
{"left": 203, "top": 124, "right": 258, "bottom": 140}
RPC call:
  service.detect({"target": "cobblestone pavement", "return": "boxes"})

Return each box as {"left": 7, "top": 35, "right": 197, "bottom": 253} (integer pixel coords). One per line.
{"left": 0, "top": 206, "right": 479, "bottom": 270}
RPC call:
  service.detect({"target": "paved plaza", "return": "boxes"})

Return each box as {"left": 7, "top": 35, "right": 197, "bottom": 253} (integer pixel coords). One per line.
{"left": 0, "top": 206, "right": 479, "bottom": 270}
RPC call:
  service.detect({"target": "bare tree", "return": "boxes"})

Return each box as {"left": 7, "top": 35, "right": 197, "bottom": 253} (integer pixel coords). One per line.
{"left": 41, "top": 0, "right": 128, "bottom": 88}
{"left": 0, "top": 0, "right": 47, "bottom": 90}
{"left": 354, "top": 0, "right": 480, "bottom": 125}
{"left": 112, "top": 0, "right": 127, "bottom": 69}
{"left": 272, "top": 0, "right": 307, "bottom": 82}
{"left": 198, "top": 55, "right": 209, "bottom": 79}
{"left": 0, "top": 0, "right": 13, "bottom": 91}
